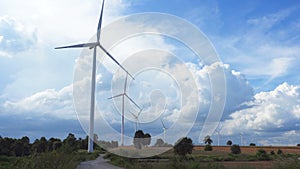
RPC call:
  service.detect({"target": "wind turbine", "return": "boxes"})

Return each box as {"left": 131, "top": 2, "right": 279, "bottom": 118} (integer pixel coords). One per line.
{"left": 108, "top": 72, "right": 141, "bottom": 146}
{"left": 129, "top": 108, "right": 143, "bottom": 132}
{"left": 55, "top": 0, "right": 133, "bottom": 153}
{"left": 160, "top": 118, "right": 168, "bottom": 143}
{"left": 240, "top": 132, "right": 243, "bottom": 146}
{"left": 215, "top": 122, "right": 223, "bottom": 146}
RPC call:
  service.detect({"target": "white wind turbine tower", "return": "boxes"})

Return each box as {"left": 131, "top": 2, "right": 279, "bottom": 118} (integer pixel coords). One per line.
{"left": 108, "top": 73, "right": 141, "bottom": 146}
{"left": 240, "top": 132, "right": 243, "bottom": 146}
{"left": 55, "top": 0, "right": 133, "bottom": 153}
{"left": 129, "top": 108, "right": 143, "bottom": 132}
{"left": 215, "top": 122, "right": 223, "bottom": 146}
{"left": 160, "top": 118, "right": 168, "bottom": 143}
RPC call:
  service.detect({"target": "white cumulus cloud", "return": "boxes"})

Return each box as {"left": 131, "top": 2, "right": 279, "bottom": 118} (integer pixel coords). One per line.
{"left": 3, "top": 85, "right": 75, "bottom": 119}
{"left": 223, "top": 82, "right": 300, "bottom": 136}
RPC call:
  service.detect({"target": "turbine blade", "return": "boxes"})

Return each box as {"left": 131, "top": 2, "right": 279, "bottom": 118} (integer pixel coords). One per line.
{"left": 137, "top": 108, "right": 143, "bottom": 117}
{"left": 99, "top": 44, "right": 134, "bottom": 79}
{"left": 162, "top": 104, "right": 167, "bottom": 114}
{"left": 129, "top": 111, "right": 137, "bottom": 118}
{"left": 161, "top": 119, "right": 166, "bottom": 129}
{"left": 124, "top": 73, "right": 128, "bottom": 93}
{"left": 218, "top": 122, "right": 223, "bottom": 130}
{"left": 125, "top": 94, "right": 141, "bottom": 110}
{"left": 55, "top": 42, "right": 97, "bottom": 49}
{"left": 108, "top": 93, "right": 124, "bottom": 99}
{"left": 97, "top": 0, "right": 105, "bottom": 42}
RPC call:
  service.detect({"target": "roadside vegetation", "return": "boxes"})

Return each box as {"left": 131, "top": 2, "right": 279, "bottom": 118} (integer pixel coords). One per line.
{"left": 0, "top": 133, "right": 102, "bottom": 169}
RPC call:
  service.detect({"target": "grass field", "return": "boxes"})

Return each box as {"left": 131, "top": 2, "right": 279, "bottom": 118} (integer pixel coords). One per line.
{"left": 104, "top": 145, "right": 300, "bottom": 169}
{"left": 0, "top": 150, "right": 100, "bottom": 169}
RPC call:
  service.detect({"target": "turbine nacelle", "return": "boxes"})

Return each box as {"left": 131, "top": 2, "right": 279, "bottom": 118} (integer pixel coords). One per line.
{"left": 129, "top": 108, "right": 143, "bottom": 132}
{"left": 55, "top": 41, "right": 134, "bottom": 79}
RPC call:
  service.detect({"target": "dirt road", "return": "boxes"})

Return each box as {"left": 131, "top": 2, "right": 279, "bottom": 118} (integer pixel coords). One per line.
{"left": 77, "top": 155, "right": 123, "bottom": 169}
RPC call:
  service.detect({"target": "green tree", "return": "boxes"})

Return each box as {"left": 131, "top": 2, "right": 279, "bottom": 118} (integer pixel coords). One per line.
{"left": 62, "top": 133, "right": 78, "bottom": 153}
{"left": 174, "top": 137, "right": 194, "bottom": 157}
{"left": 31, "top": 138, "right": 48, "bottom": 154}
{"left": 256, "top": 149, "right": 270, "bottom": 160}
{"left": 204, "top": 135, "right": 213, "bottom": 145}
{"left": 0, "top": 137, "right": 15, "bottom": 156}
{"left": 13, "top": 137, "right": 31, "bottom": 157}
{"left": 231, "top": 144, "right": 241, "bottom": 154}
{"left": 39, "top": 137, "right": 48, "bottom": 153}
{"left": 143, "top": 133, "right": 151, "bottom": 147}
{"left": 111, "top": 141, "right": 118, "bottom": 148}
{"left": 20, "top": 136, "right": 30, "bottom": 156}
{"left": 77, "top": 137, "right": 88, "bottom": 150}
{"left": 133, "top": 130, "right": 144, "bottom": 149}
{"left": 270, "top": 150, "right": 275, "bottom": 155}
{"left": 13, "top": 140, "right": 24, "bottom": 156}
{"left": 204, "top": 144, "right": 213, "bottom": 151}
{"left": 226, "top": 140, "right": 232, "bottom": 146}
{"left": 53, "top": 141, "right": 63, "bottom": 150}
{"left": 48, "top": 137, "right": 62, "bottom": 151}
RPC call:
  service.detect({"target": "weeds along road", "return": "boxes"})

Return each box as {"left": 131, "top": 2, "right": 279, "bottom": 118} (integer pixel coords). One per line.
{"left": 77, "top": 155, "right": 123, "bottom": 169}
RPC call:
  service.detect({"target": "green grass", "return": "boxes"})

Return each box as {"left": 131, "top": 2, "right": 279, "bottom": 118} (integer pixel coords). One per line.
{"left": 0, "top": 150, "right": 100, "bottom": 169}
{"left": 104, "top": 152, "right": 227, "bottom": 169}
{"left": 274, "top": 156, "right": 300, "bottom": 169}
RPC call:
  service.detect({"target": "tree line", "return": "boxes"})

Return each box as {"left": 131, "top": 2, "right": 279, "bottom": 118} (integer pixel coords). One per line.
{"left": 0, "top": 133, "right": 118, "bottom": 157}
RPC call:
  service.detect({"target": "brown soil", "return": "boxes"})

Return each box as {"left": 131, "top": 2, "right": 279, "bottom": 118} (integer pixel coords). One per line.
{"left": 194, "top": 146, "right": 300, "bottom": 155}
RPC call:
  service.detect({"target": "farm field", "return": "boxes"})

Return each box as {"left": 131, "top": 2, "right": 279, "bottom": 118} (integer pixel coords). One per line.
{"left": 105, "top": 145, "right": 300, "bottom": 169}
{"left": 194, "top": 145, "right": 300, "bottom": 155}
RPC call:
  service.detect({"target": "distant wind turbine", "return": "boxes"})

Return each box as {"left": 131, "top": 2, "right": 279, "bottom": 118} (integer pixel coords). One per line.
{"left": 215, "top": 122, "right": 223, "bottom": 146}
{"left": 129, "top": 108, "right": 143, "bottom": 132}
{"left": 240, "top": 132, "right": 243, "bottom": 146}
{"left": 160, "top": 118, "right": 168, "bottom": 143}
{"left": 55, "top": 0, "right": 133, "bottom": 153}
{"left": 108, "top": 72, "right": 141, "bottom": 146}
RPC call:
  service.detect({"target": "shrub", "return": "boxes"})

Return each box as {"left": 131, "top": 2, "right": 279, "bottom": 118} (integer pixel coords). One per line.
{"left": 276, "top": 157, "right": 300, "bottom": 169}
{"left": 133, "top": 130, "right": 144, "bottom": 149}
{"left": 226, "top": 140, "right": 232, "bottom": 146}
{"left": 249, "top": 143, "right": 256, "bottom": 146}
{"left": 256, "top": 149, "right": 270, "bottom": 160}
{"left": 204, "top": 135, "right": 213, "bottom": 145}
{"left": 204, "top": 144, "right": 213, "bottom": 151}
{"left": 230, "top": 144, "right": 241, "bottom": 154}
{"left": 11, "top": 151, "right": 99, "bottom": 169}
{"left": 277, "top": 149, "right": 283, "bottom": 155}
{"left": 270, "top": 151, "right": 275, "bottom": 155}
{"left": 174, "top": 137, "right": 194, "bottom": 157}
{"left": 297, "top": 144, "right": 300, "bottom": 147}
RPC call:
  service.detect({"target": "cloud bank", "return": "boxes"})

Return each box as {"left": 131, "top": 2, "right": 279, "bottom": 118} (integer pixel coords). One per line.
{"left": 223, "top": 82, "right": 300, "bottom": 134}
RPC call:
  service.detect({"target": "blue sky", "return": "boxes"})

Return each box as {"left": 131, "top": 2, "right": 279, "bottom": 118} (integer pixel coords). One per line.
{"left": 0, "top": 0, "right": 300, "bottom": 146}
